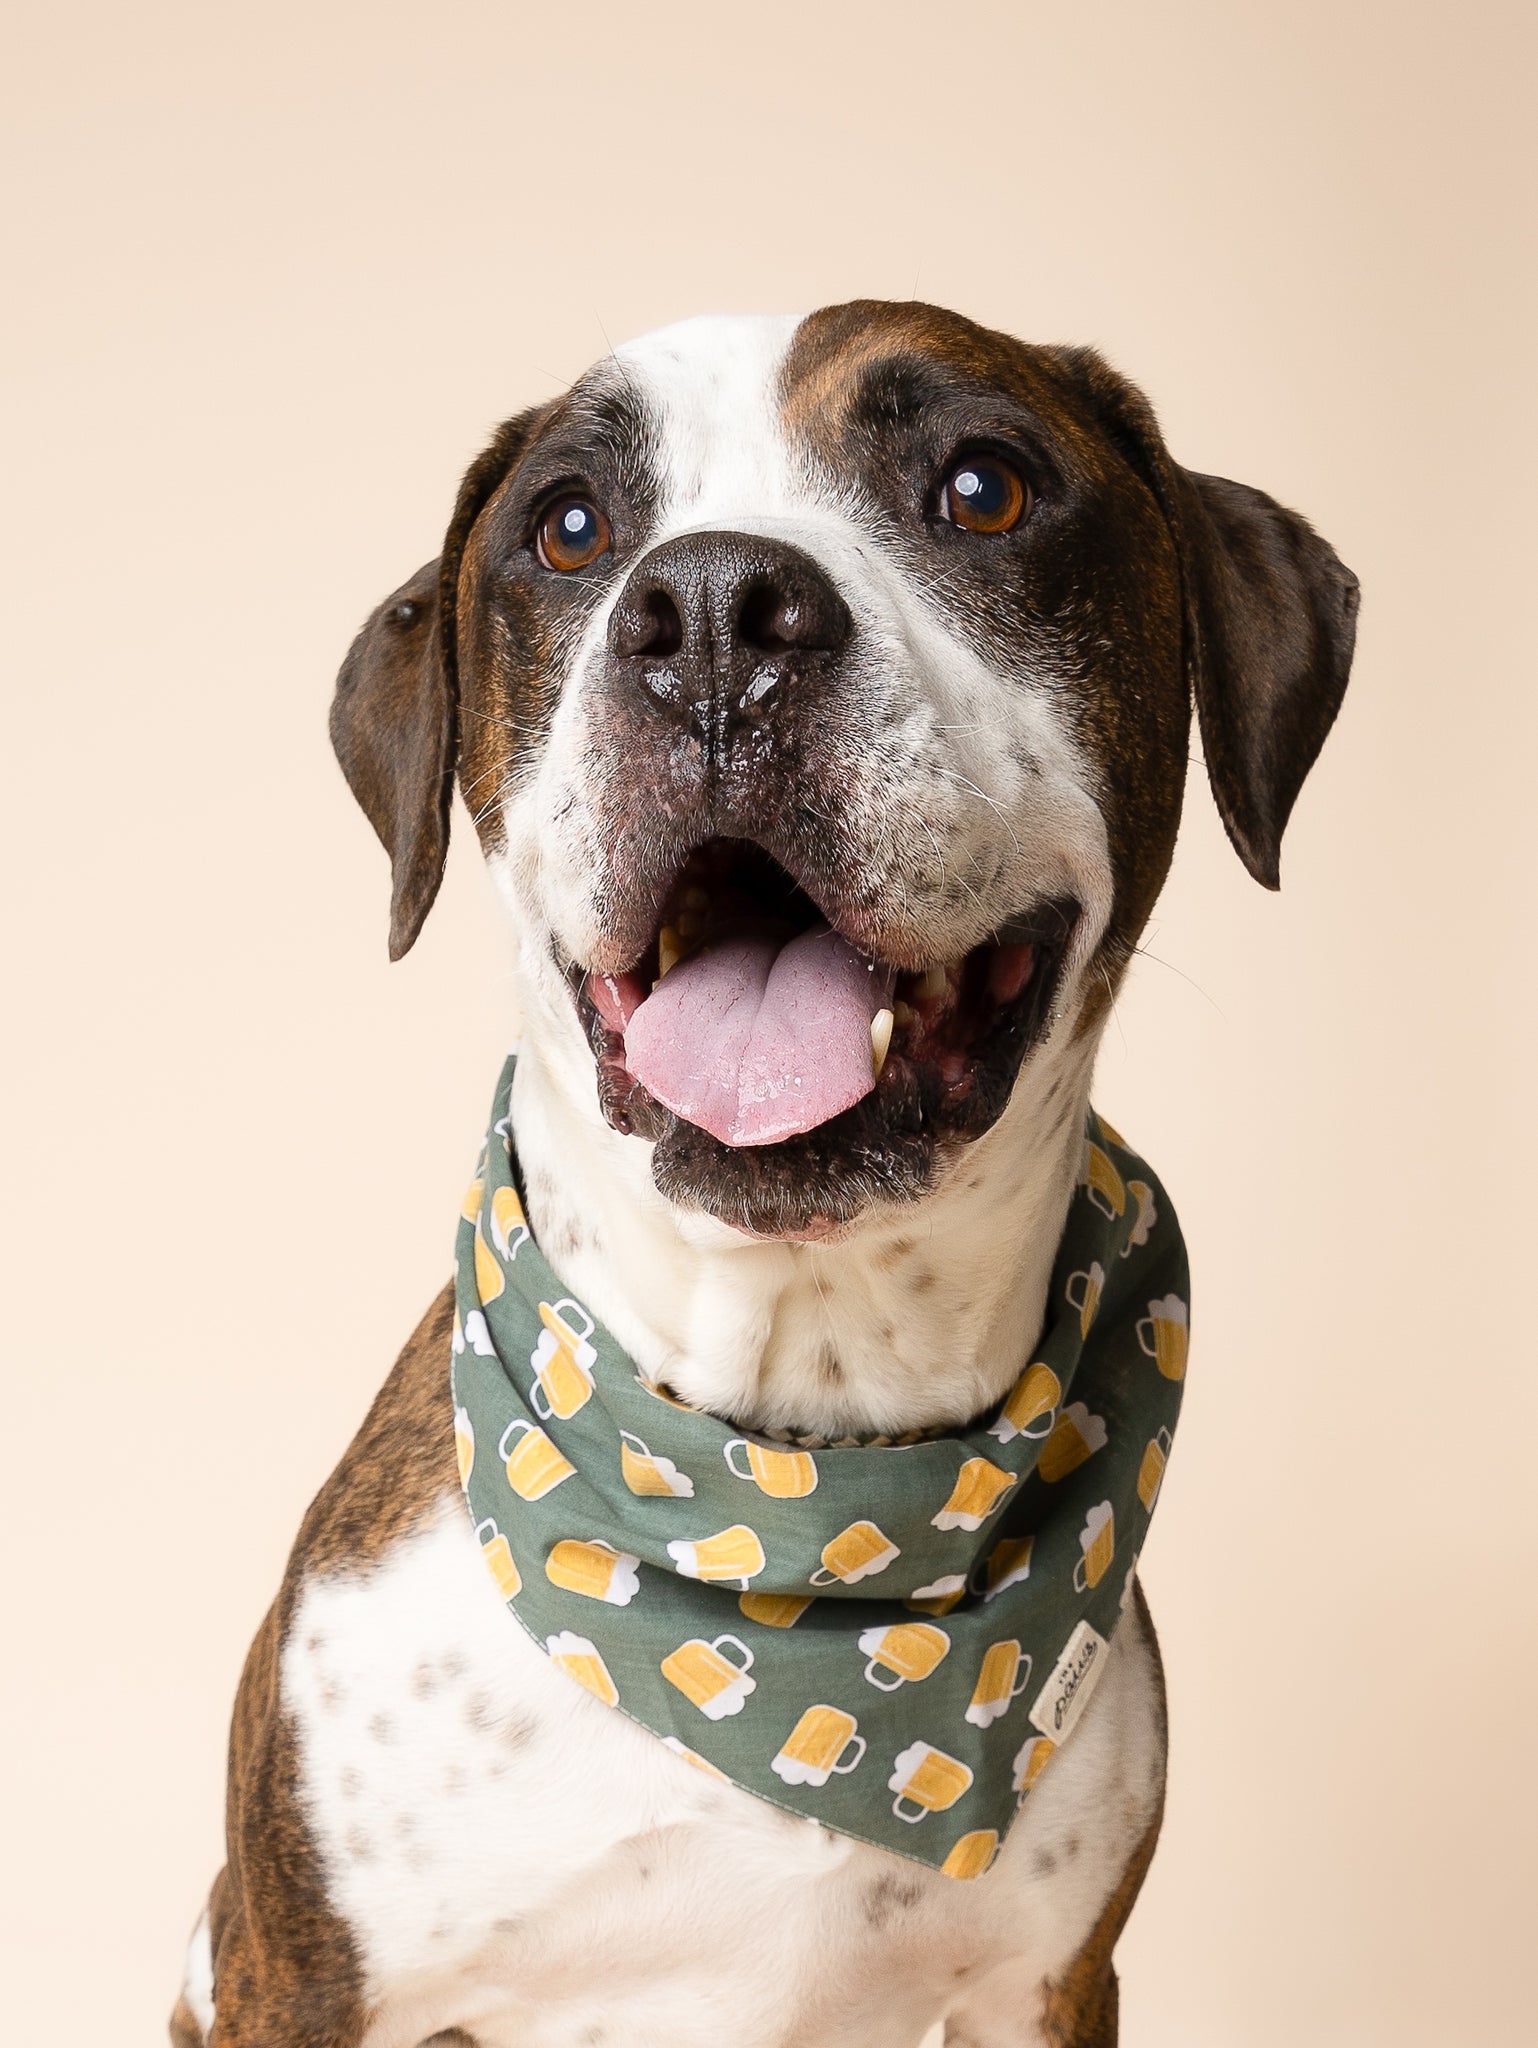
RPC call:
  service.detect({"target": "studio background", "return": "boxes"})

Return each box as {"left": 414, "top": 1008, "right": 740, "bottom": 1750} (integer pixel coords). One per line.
{"left": 3, "top": 2, "right": 1534, "bottom": 2043}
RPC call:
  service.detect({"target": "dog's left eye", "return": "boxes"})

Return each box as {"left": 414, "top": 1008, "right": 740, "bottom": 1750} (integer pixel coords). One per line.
{"left": 938, "top": 455, "right": 1030, "bottom": 535}
{"left": 536, "top": 496, "right": 612, "bottom": 572}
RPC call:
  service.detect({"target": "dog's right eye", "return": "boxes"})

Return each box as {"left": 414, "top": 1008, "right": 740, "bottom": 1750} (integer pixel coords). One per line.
{"left": 537, "top": 496, "right": 612, "bottom": 573}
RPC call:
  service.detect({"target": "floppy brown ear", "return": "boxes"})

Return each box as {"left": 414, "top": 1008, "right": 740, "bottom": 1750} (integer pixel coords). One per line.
{"left": 331, "top": 560, "right": 451, "bottom": 960}
{"left": 1051, "top": 348, "right": 1360, "bottom": 887}
{"left": 330, "top": 409, "right": 544, "bottom": 958}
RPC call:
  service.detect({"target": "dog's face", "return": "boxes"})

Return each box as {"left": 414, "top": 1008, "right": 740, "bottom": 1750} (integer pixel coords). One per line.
{"left": 334, "top": 302, "right": 1357, "bottom": 1238}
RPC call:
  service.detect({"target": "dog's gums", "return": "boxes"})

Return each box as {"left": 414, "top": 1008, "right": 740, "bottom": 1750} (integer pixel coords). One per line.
{"left": 569, "top": 838, "right": 1077, "bottom": 1235}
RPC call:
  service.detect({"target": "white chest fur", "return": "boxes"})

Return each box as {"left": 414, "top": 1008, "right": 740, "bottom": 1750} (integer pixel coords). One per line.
{"left": 283, "top": 1501, "right": 1163, "bottom": 2048}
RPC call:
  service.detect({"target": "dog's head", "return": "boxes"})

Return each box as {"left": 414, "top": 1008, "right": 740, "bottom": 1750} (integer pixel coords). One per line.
{"left": 333, "top": 302, "right": 1357, "bottom": 1238}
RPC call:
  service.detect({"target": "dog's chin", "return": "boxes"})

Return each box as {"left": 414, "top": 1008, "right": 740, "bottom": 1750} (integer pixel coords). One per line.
{"left": 563, "top": 840, "right": 1078, "bottom": 1240}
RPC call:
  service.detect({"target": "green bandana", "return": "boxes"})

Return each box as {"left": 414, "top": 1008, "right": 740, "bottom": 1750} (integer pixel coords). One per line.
{"left": 451, "top": 1058, "right": 1188, "bottom": 1879}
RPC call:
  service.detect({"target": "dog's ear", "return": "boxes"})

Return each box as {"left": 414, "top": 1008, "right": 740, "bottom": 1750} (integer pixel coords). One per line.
{"left": 330, "top": 409, "right": 543, "bottom": 959}
{"left": 1051, "top": 348, "right": 1361, "bottom": 888}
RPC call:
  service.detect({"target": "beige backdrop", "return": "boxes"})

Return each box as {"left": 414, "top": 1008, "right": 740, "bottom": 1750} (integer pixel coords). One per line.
{"left": 3, "top": 1, "right": 1534, "bottom": 2042}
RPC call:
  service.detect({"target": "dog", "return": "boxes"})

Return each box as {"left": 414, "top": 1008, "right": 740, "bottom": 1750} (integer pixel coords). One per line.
{"left": 172, "top": 300, "right": 1357, "bottom": 2048}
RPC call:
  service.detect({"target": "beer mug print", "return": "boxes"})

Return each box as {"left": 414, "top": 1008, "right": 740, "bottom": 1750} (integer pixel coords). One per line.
{"left": 723, "top": 1437, "right": 819, "bottom": 1498}
{"left": 964, "top": 1639, "right": 1033, "bottom": 1728}
{"left": 454, "top": 1406, "right": 475, "bottom": 1487}
{"left": 858, "top": 1621, "right": 951, "bottom": 1691}
{"left": 460, "top": 1176, "right": 484, "bottom": 1223}
{"left": 660, "top": 1633, "right": 756, "bottom": 1719}
{"left": 1137, "top": 1428, "right": 1174, "bottom": 1511}
{"left": 1012, "top": 1734, "right": 1055, "bottom": 1799}
{"left": 1137, "top": 1293, "right": 1188, "bottom": 1380}
{"left": 931, "top": 1457, "right": 1016, "bottom": 1532}
{"left": 633, "top": 1372, "right": 698, "bottom": 1412}
{"left": 1081, "top": 1140, "right": 1126, "bottom": 1219}
{"left": 545, "top": 1630, "right": 618, "bottom": 1707}
{"left": 889, "top": 1741, "right": 974, "bottom": 1822}
{"left": 619, "top": 1430, "right": 695, "bottom": 1498}
{"left": 1064, "top": 1261, "right": 1105, "bottom": 1340}
{"left": 738, "top": 1591, "right": 813, "bottom": 1628}
{"left": 545, "top": 1538, "right": 641, "bottom": 1606}
{"left": 941, "top": 1830, "right": 1000, "bottom": 1881}
{"left": 988, "top": 1361, "right": 1061, "bottom": 1445}
{"left": 666, "top": 1524, "right": 767, "bottom": 1589}
{"left": 906, "top": 1574, "right": 967, "bottom": 1616}
{"left": 476, "top": 1519, "right": 521, "bottom": 1602}
{"left": 490, "top": 1182, "right": 529, "bottom": 1262}
{"left": 454, "top": 1308, "right": 494, "bottom": 1358}
{"left": 1073, "top": 1502, "right": 1116, "bottom": 1592}
{"left": 1037, "top": 1402, "right": 1109, "bottom": 1484}
{"left": 474, "top": 1221, "right": 505, "bottom": 1305}
{"left": 530, "top": 1298, "right": 598, "bottom": 1420}
{"left": 974, "top": 1534, "right": 1034, "bottom": 1602}
{"left": 1122, "top": 1178, "right": 1157, "bottom": 1253}
{"left": 499, "top": 1418, "right": 576, "bottom": 1502}
{"left": 771, "top": 1705, "right": 866, "bottom": 1786}
{"left": 810, "top": 1520, "right": 901, "bottom": 1587}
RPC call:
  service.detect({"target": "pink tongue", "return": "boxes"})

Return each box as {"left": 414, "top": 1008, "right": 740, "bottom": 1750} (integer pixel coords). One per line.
{"left": 624, "top": 926, "right": 896, "bottom": 1147}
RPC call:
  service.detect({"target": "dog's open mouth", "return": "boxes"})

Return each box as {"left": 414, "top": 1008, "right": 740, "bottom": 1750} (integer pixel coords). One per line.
{"left": 570, "top": 841, "right": 1077, "bottom": 1188}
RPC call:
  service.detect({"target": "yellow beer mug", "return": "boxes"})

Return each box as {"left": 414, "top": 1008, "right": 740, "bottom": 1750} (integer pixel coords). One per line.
{"left": 988, "top": 1362, "right": 1061, "bottom": 1445}
{"left": 1012, "top": 1734, "right": 1055, "bottom": 1799}
{"left": 888, "top": 1740, "right": 973, "bottom": 1822}
{"left": 660, "top": 1735, "right": 730, "bottom": 1781}
{"left": 1122, "top": 1179, "right": 1157, "bottom": 1253}
{"left": 810, "top": 1520, "right": 901, "bottom": 1587}
{"left": 544, "top": 1629, "right": 619, "bottom": 1707}
{"left": 529, "top": 1298, "right": 598, "bottom": 1420}
{"left": 974, "top": 1535, "right": 1034, "bottom": 1603}
{"left": 461, "top": 1175, "right": 484, "bottom": 1222}
{"left": 941, "top": 1830, "right": 1000, "bottom": 1880}
{"left": 1137, "top": 1293, "right": 1188, "bottom": 1380}
{"left": 490, "top": 1183, "right": 529, "bottom": 1261}
{"left": 474, "top": 1221, "right": 505, "bottom": 1305}
{"left": 739, "top": 1591, "right": 813, "bottom": 1628}
{"left": 771, "top": 1705, "right": 866, "bottom": 1786}
{"left": 723, "top": 1437, "right": 819, "bottom": 1498}
{"left": 964, "top": 1639, "right": 1033, "bottom": 1728}
{"left": 476, "top": 1518, "right": 521, "bottom": 1601}
{"left": 931, "top": 1457, "right": 1016, "bottom": 1532}
{"left": 1037, "top": 1402, "right": 1109, "bottom": 1484}
{"left": 454, "top": 1406, "right": 475, "bottom": 1487}
{"left": 1073, "top": 1502, "right": 1116, "bottom": 1592}
{"left": 1081, "top": 1140, "right": 1126, "bottom": 1219}
{"left": 660, "top": 1633, "right": 757, "bottom": 1720}
{"left": 905, "top": 1574, "right": 967, "bottom": 1616}
{"left": 1064, "top": 1261, "right": 1105, "bottom": 1339}
{"left": 1137, "top": 1428, "right": 1174, "bottom": 1511}
{"left": 619, "top": 1430, "right": 694, "bottom": 1498}
{"left": 858, "top": 1621, "right": 951, "bottom": 1691}
{"left": 666, "top": 1524, "right": 767, "bottom": 1589}
{"left": 499, "top": 1417, "right": 576, "bottom": 1502}
{"left": 545, "top": 1537, "right": 641, "bottom": 1606}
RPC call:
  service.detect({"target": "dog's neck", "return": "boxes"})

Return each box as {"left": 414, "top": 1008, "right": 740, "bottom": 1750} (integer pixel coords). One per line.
{"left": 508, "top": 1010, "right": 1100, "bottom": 1441}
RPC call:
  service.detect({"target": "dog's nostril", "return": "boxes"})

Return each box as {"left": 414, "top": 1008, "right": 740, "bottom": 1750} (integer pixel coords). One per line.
{"left": 615, "top": 588, "right": 684, "bottom": 660}
{"left": 736, "top": 578, "right": 797, "bottom": 656}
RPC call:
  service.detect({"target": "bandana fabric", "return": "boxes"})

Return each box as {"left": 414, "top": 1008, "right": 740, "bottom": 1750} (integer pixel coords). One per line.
{"left": 451, "top": 1058, "right": 1189, "bottom": 1879}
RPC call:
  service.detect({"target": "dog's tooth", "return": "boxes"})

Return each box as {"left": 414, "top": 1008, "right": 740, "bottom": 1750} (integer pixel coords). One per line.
{"left": 870, "top": 1008, "right": 894, "bottom": 1080}
{"left": 682, "top": 884, "right": 709, "bottom": 911}
{"left": 658, "top": 926, "right": 684, "bottom": 979}
{"left": 892, "top": 999, "right": 915, "bottom": 1029}
{"left": 676, "top": 909, "right": 703, "bottom": 938}
{"left": 914, "top": 965, "right": 947, "bottom": 1003}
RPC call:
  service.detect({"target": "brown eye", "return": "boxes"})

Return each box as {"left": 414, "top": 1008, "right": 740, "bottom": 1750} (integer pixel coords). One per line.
{"left": 941, "top": 455, "right": 1029, "bottom": 534}
{"left": 536, "top": 496, "right": 611, "bottom": 572}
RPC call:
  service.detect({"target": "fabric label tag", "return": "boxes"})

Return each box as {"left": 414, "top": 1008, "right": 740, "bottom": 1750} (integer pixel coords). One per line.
{"left": 1027, "top": 1619, "right": 1109, "bottom": 1743}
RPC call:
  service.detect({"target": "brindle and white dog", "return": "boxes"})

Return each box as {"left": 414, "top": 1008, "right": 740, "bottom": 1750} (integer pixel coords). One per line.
{"left": 173, "top": 301, "right": 1357, "bottom": 2048}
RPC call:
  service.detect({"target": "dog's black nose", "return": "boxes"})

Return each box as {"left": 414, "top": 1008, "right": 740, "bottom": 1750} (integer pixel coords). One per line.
{"left": 608, "top": 531, "right": 851, "bottom": 754}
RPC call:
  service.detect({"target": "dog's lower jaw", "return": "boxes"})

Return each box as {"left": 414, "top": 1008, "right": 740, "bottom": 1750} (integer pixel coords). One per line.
{"left": 507, "top": 981, "right": 1102, "bottom": 1442}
